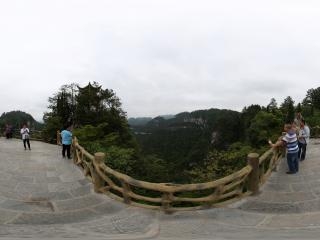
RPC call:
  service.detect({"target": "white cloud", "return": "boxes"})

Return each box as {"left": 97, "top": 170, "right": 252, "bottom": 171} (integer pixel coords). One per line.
{"left": 0, "top": 0, "right": 320, "bottom": 121}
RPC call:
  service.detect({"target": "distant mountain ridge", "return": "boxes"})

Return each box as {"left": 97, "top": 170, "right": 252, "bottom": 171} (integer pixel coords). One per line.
{"left": 128, "top": 115, "right": 174, "bottom": 126}
{"left": 0, "top": 111, "right": 43, "bottom": 131}
{"left": 132, "top": 108, "right": 239, "bottom": 131}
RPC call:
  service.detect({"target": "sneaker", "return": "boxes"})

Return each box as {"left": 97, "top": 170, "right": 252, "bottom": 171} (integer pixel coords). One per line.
{"left": 286, "top": 171, "right": 295, "bottom": 174}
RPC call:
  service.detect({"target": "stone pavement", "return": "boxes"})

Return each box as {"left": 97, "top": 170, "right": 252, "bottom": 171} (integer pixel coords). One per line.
{"left": 0, "top": 137, "right": 320, "bottom": 240}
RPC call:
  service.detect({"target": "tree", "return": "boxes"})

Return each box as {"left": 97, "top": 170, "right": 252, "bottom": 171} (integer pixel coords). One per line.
{"left": 303, "top": 87, "right": 320, "bottom": 115}
{"left": 295, "top": 103, "right": 302, "bottom": 113}
{"left": 42, "top": 83, "right": 78, "bottom": 142}
{"left": 280, "top": 96, "right": 295, "bottom": 123}
{"left": 267, "top": 98, "right": 278, "bottom": 113}
{"left": 213, "top": 112, "right": 242, "bottom": 150}
{"left": 247, "top": 111, "right": 282, "bottom": 147}
{"left": 241, "top": 105, "right": 262, "bottom": 127}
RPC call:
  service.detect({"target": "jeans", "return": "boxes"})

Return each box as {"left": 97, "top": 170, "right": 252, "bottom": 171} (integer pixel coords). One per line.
{"left": 298, "top": 142, "right": 307, "bottom": 160}
{"left": 287, "top": 152, "right": 299, "bottom": 173}
{"left": 23, "top": 139, "right": 31, "bottom": 149}
{"left": 62, "top": 144, "right": 71, "bottom": 158}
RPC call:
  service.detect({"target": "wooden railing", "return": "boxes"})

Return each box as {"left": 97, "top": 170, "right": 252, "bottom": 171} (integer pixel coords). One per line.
{"left": 71, "top": 136, "right": 284, "bottom": 212}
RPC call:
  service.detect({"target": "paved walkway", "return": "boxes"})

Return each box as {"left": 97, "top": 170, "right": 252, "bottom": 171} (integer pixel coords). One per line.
{"left": 0, "top": 137, "right": 320, "bottom": 240}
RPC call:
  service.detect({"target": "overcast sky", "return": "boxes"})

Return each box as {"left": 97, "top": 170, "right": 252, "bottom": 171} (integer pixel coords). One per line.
{"left": 1, "top": 0, "right": 320, "bottom": 122}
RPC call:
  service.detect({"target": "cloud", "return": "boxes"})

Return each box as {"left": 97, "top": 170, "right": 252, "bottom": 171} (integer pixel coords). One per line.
{"left": 0, "top": 0, "right": 320, "bottom": 121}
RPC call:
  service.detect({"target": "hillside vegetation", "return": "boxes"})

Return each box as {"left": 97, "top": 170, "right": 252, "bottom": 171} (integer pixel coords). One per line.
{"left": 36, "top": 83, "right": 320, "bottom": 183}
{"left": 0, "top": 111, "right": 43, "bottom": 135}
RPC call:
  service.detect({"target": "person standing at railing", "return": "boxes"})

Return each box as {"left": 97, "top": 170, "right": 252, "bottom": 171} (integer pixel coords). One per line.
{"left": 269, "top": 123, "right": 299, "bottom": 174}
{"left": 20, "top": 124, "right": 31, "bottom": 150}
{"left": 5, "top": 124, "right": 13, "bottom": 139}
{"left": 298, "top": 119, "right": 310, "bottom": 161}
{"left": 61, "top": 125, "right": 72, "bottom": 159}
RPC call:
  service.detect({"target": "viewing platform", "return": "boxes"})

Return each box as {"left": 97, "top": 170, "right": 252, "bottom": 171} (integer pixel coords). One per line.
{"left": 0, "top": 137, "right": 320, "bottom": 239}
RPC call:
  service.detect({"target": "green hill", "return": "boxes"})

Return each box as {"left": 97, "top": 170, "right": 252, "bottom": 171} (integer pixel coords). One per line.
{"left": 0, "top": 111, "right": 43, "bottom": 134}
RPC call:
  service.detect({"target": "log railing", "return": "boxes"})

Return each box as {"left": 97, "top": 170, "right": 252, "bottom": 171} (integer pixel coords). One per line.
{"left": 71, "top": 136, "right": 284, "bottom": 212}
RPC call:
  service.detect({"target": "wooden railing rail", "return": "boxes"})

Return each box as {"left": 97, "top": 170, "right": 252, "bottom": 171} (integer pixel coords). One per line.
{"left": 71, "top": 136, "right": 284, "bottom": 212}
{"left": 258, "top": 147, "right": 283, "bottom": 185}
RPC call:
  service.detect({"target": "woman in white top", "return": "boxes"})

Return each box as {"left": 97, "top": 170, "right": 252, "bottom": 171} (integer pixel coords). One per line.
{"left": 298, "top": 119, "right": 310, "bottom": 161}
{"left": 20, "top": 124, "right": 31, "bottom": 150}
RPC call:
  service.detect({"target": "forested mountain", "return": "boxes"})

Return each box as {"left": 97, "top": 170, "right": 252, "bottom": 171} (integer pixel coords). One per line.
{"left": 42, "top": 82, "right": 320, "bottom": 184}
{"left": 131, "top": 88, "right": 320, "bottom": 183}
{"left": 128, "top": 117, "right": 152, "bottom": 126}
{"left": 128, "top": 115, "right": 175, "bottom": 127}
{"left": 0, "top": 111, "right": 43, "bottom": 133}
{"left": 133, "top": 108, "right": 242, "bottom": 152}
{"left": 131, "top": 109, "right": 248, "bottom": 181}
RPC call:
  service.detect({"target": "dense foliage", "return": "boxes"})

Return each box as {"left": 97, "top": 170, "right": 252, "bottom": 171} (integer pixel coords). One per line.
{"left": 132, "top": 87, "right": 320, "bottom": 183}
{"left": 41, "top": 82, "right": 320, "bottom": 184}
{"left": 42, "top": 82, "right": 142, "bottom": 177}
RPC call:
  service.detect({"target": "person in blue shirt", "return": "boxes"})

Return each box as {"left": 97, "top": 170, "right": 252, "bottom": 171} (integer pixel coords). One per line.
{"left": 60, "top": 125, "right": 73, "bottom": 159}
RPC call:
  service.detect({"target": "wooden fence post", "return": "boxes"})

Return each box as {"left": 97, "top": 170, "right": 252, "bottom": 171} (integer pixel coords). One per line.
{"left": 247, "top": 153, "right": 260, "bottom": 195}
{"left": 162, "top": 192, "right": 174, "bottom": 213}
{"left": 121, "top": 181, "right": 131, "bottom": 204}
{"left": 57, "top": 130, "right": 61, "bottom": 145}
{"left": 72, "top": 137, "right": 78, "bottom": 164}
{"left": 93, "top": 152, "right": 105, "bottom": 193}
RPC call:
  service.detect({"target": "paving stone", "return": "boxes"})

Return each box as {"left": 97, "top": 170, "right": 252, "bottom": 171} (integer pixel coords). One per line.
{"left": 69, "top": 185, "right": 92, "bottom": 197}
{"left": 54, "top": 194, "right": 105, "bottom": 211}
{"left": 263, "top": 183, "right": 292, "bottom": 192}
{"left": 200, "top": 208, "right": 266, "bottom": 226}
{"left": 10, "top": 209, "right": 98, "bottom": 224}
{"left": 0, "top": 190, "right": 30, "bottom": 200}
{"left": 291, "top": 183, "right": 313, "bottom": 192}
{"left": 33, "top": 176, "right": 61, "bottom": 184}
{"left": 15, "top": 182, "right": 48, "bottom": 194}
{"left": 266, "top": 212, "right": 320, "bottom": 228}
{"left": 0, "top": 210, "right": 19, "bottom": 224}
{"left": 110, "top": 211, "right": 156, "bottom": 233}
{"left": 31, "top": 191, "right": 73, "bottom": 201}
{"left": 48, "top": 181, "right": 82, "bottom": 192}
{"left": 91, "top": 201, "right": 126, "bottom": 215}
{"left": 1, "top": 137, "right": 320, "bottom": 239}
{"left": 239, "top": 201, "right": 301, "bottom": 214}
{"left": 0, "top": 198, "right": 54, "bottom": 212}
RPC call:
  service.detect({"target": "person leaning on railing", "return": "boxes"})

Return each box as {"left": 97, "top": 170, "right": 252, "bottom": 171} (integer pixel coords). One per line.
{"left": 268, "top": 123, "right": 299, "bottom": 174}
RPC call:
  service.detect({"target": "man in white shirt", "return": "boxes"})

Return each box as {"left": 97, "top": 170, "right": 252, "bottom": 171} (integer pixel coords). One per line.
{"left": 20, "top": 124, "right": 31, "bottom": 150}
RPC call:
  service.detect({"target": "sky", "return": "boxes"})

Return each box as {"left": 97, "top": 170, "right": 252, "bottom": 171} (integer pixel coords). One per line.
{"left": 1, "top": 0, "right": 320, "bottom": 122}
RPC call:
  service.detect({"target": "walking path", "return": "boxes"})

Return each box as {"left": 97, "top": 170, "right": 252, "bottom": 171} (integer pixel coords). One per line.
{"left": 0, "top": 137, "right": 320, "bottom": 240}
